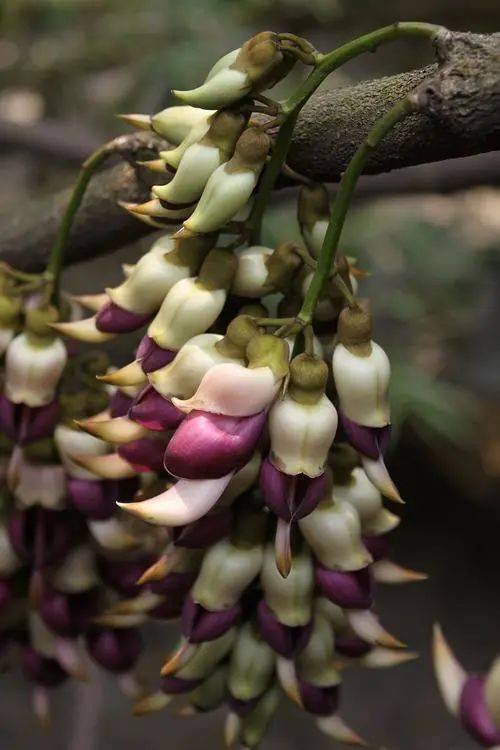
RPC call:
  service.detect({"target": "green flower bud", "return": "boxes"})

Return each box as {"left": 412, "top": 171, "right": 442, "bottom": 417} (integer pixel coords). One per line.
{"left": 288, "top": 353, "right": 328, "bottom": 405}
{"left": 260, "top": 543, "right": 314, "bottom": 626}
{"left": 295, "top": 613, "right": 341, "bottom": 687}
{"left": 188, "top": 663, "right": 229, "bottom": 713}
{"left": 246, "top": 333, "right": 289, "bottom": 380}
{"left": 178, "top": 629, "right": 236, "bottom": 681}
{"left": 215, "top": 315, "right": 262, "bottom": 359}
{"left": 229, "top": 622, "right": 275, "bottom": 702}
{"left": 264, "top": 242, "right": 303, "bottom": 292}
{"left": 240, "top": 686, "right": 281, "bottom": 749}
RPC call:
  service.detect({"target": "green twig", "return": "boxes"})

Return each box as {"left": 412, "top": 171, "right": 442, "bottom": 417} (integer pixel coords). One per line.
{"left": 248, "top": 21, "right": 442, "bottom": 243}
{"left": 44, "top": 138, "right": 128, "bottom": 302}
{"left": 298, "top": 94, "right": 419, "bottom": 324}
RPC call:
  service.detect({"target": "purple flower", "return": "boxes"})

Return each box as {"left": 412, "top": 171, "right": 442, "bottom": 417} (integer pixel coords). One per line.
{"left": 0, "top": 396, "right": 59, "bottom": 445}
{"left": 95, "top": 301, "right": 153, "bottom": 334}
{"left": 256, "top": 600, "right": 312, "bottom": 658}
{"left": 86, "top": 627, "right": 142, "bottom": 673}
{"left": 298, "top": 681, "right": 340, "bottom": 716}
{"left": 362, "top": 533, "right": 390, "bottom": 562}
{"left": 160, "top": 675, "right": 203, "bottom": 695}
{"left": 334, "top": 635, "right": 372, "bottom": 659}
{"left": 67, "top": 477, "right": 139, "bottom": 520}
{"left": 129, "top": 386, "right": 183, "bottom": 432}
{"left": 315, "top": 565, "right": 374, "bottom": 610}
{"left": 164, "top": 410, "right": 266, "bottom": 480}
{"left": 172, "top": 510, "right": 233, "bottom": 548}
{"left": 339, "top": 413, "right": 391, "bottom": 461}
{"left": 39, "top": 587, "right": 99, "bottom": 637}
{"left": 8, "top": 509, "right": 76, "bottom": 567}
{"left": 118, "top": 437, "right": 167, "bottom": 473}
{"left": 460, "top": 676, "right": 500, "bottom": 747}
{"left": 137, "top": 335, "right": 176, "bottom": 374}
{"left": 259, "top": 458, "right": 326, "bottom": 521}
{"left": 100, "top": 556, "right": 156, "bottom": 597}
{"left": 21, "top": 646, "right": 68, "bottom": 687}
{"left": 109, "top": 390, "right": 134, "bottom": 419}
{"left": 181, "top": 594, "right": 241, "bottom": 643}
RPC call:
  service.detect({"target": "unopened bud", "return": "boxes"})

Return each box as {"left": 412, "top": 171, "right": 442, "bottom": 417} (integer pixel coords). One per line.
{"left": 229, "top": 622, "right": 275, "bottom": 702}
{"left": 231, "top": 246, "right": 274, "bottom": 298}
{"left": 265, "top": 242, "right": 303, "bottom": 292}
{"left": 261, "top": 544, "right": 314, "bottom": 626}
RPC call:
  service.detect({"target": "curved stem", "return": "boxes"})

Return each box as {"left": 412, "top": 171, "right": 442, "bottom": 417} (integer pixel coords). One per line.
{"left": 44, "top": 138, "right": 127, "bottom": 302}
{"left": 298, "top": 94, "right": 418, "bottom": 324}
{"left": 248, "top": 21, "right": 442, "bottom": 243}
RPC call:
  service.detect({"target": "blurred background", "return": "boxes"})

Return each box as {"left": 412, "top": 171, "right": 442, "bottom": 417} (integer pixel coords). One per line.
{"left": 0, "top": 1, "right": 499, "bottom": 748}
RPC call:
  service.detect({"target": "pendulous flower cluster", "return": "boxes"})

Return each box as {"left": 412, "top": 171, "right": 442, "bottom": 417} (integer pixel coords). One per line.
{"left": 0, "top": 276, "right": 171, "bottom": 722}
{"left": 49, "top": 31, "right": 430, "bottom": 746}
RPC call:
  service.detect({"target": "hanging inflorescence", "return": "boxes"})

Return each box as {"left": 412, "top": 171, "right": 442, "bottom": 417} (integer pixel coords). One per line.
{"left": 1, "top": 24, "right": 496, "bottom": 750}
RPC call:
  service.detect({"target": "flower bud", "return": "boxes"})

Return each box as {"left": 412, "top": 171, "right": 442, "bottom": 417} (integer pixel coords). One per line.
{"left": 151, "top": 105, "right": 214, "bottom": 142}
{"left": 333, "top": 465, "right": 399, "bottom": 536}
{"left": 260, "top": 544, "right": 314, "bottom": 627}
{"left": 49, "top": 545, "right": 100, "bottom": 593}
{"left": 86, "top": 627, "right": 141, "bottom": 673}
{"left": 161, "top": 113, "right": 213, "bottom": 171}
{"left": 297, "top": 183, "right": 330, "bottom": 259}
{"left": 54, "top": 425, "right": 108, "bottom": 481}
{"left": 177, "top": 628, "right": 235, "bottom": 682}
{"left": 268, "top": 356, "right": 337, "bottom": 478}
{"left": 153, "top": 110, "right": 247, "bottom": 205}
{"left": 5, "top": 333, "right": 67, "bottom": 407}
{"left": 187, "top": 663, "right": 229, "bottom": 713}
{"left": 332, "top": 307, "right": 390, "bottom": 428}
{"left": 149, "top": 333, "right": 242, "bottom": 401}
{"left": 10, "top": 455, "right": 66, "bottom": 510}
{"left": 239, "top": 686, "right": 281, "bottom": 749}
{"left": 299, "top": 498, "right": 372, "bottom": 571}
{"left": 183, "top": 129, "right": 271, "bottom": 233}
{"left": 265, "top": 242, "right": 303, "bottom": 292}
{"left": 147, "top": 249, "right": 236, "bottom": 351}
{"left": 231, "top": 246, "right": 274, "bottom": 298}
{"left": 228, "top": 621, "right": 275, "bottom": 702}
{"left": 295, "top": 614, "right": 341, "bottom": 715}
{"left": 106, "top": 233, "right": 212, "bottom": 315}
{"left": 191, "top": 533, "right": 264, "bottom": 612}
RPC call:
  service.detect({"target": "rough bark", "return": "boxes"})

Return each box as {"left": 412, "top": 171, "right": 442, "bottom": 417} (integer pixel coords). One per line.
{"left": 0, "top": 30, "right": 498, "bottom": 272}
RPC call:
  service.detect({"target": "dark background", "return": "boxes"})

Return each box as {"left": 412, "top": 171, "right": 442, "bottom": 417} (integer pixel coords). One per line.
{"left": 0, "top": 1, "right": 499, "bottom": 748}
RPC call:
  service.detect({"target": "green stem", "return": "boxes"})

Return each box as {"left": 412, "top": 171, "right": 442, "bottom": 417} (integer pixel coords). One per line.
{"left": 44, "top": 138, "right": 125, "bottom": 301}
{"left": 248, "top": 21, "right": 441, "bottom": 243}
{"left": 298, "top": 94, "right": 418, "bottom": 324}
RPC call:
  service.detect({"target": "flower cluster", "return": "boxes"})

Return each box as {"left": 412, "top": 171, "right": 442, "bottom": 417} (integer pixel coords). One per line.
{"left": 0, "top": 276, "right": 169, "bottom": 722}
{"left": 433, "top": 627, "right": 500, "bottom": 748}
{"left": 49, "top": 32, "right": 429, "bottom": 746}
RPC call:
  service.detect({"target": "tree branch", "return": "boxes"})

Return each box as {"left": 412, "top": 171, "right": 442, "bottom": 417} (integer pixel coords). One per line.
{"left": 0, "top": 30, "right": 498, "bottom": 272}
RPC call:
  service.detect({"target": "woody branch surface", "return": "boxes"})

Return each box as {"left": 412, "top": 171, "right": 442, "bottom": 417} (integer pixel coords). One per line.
{"left": 0, "top": 30, "right": 498, "bottom": 272}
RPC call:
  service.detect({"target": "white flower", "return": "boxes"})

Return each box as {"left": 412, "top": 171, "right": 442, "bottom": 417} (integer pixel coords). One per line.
{"left": 5, "top": 333, "right": 67, "bottom": 407}
{"left": 299, "top": 498, "right": 372, "bottom": 571}
{"left": 173, "top": 68, "right": 251, "bottom": 110}
{"left": 333, "top": 467, "right": 399, "bottom": 536}
{"left": 192, "top": 536, "right": 264, "bottom": 611}
{"left": 184, "top": 164, "right": 260, "bottom": 234}
{"left": 49, "top": 545, "right": 100, "bottom": 593}
{"left": 260, "top": 544, "right": 314, "bottom": 626}
{"left": 147, "top": 277, "right": 227, "bottom": 351}
{"left": 106, "top": 235, "right": 194, "bottom": 314}
{"left": 54, "top": 424, "right": 108, "bottom": 481}
{"left": 154, "top": 141, "right": 223, "bottom": 205}
{"left": 332, "top": 341, "right": 391, "bottom": 426}
{"left": 268, "top": 394, "right": 338, "bottom": 477}
{"left": 172, "top": 362, "right": 280, "bottom": 417}
{"left": 152, "top": 105, "right": 214, "bottom": 143}
{"left": 148, "top": 333, "right": 242, "bottom": 401}
{"left": 12, "top": 455, "right": 66, "bottom": 510}
{"left": 231, "top": 246, "right": 273, "bottom": 298}
{"left": 161, "top": 114, "right": 212, "bottom": 171}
